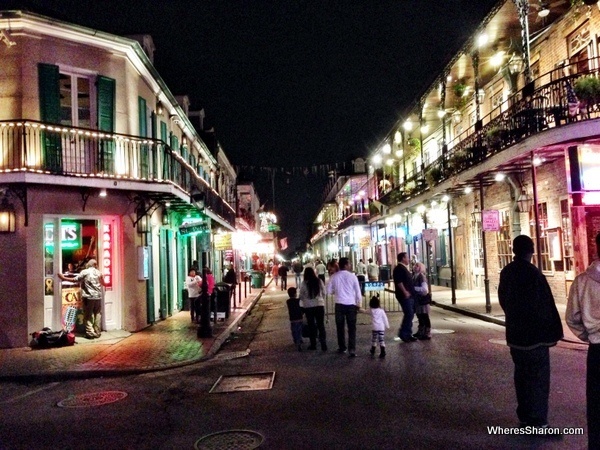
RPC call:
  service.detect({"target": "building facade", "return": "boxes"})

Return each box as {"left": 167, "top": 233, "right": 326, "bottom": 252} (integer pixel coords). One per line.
{"left": 313, "top": 0, "right": 600, "bottom": 308}
{"left": 0, "top": 10, "right": 237, "bottom": 347}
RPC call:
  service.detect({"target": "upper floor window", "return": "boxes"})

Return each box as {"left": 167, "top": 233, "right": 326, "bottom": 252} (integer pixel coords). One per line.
{"left": 59, "top": 72, "right": 95, "bottom": 128}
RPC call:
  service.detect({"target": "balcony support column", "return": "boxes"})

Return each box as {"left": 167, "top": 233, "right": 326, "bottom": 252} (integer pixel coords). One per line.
{"left": 513, "top": 0, "right": 532, "bottom": 84}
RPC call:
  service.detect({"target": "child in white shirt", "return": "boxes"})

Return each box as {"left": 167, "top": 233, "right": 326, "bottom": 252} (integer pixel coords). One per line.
{"left": 368, "top": 295, "right": 390, "bottom": 358}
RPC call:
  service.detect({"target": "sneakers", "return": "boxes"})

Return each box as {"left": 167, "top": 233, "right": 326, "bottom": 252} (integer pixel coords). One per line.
{"left": 379, "top": 348, "right": 386, "bottom": 358}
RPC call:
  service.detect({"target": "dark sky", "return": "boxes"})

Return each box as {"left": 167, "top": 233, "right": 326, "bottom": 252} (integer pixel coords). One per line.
{"left": 6, "top": 0, "right": 498, "bottom": 252}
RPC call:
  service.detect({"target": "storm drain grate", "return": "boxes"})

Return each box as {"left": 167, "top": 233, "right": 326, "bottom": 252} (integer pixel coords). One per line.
{"left": 57, "top": 391, "right": 128, "bottom": 408}
{"left": 194, "top": 429, "right": 264, "bottom": 450}
{"left": 209, "top": 372, "right": 275, "bottom": 393}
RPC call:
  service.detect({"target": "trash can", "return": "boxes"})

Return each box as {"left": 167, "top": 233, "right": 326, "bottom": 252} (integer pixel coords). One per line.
{"left": 214, "top": 282, "right": 232, "bottom": 318}
{"left": 379, "top": 265, "right": 391, "bottom": 282}
{"left": 250, "top": 271, "right": 265, "bottom": 288}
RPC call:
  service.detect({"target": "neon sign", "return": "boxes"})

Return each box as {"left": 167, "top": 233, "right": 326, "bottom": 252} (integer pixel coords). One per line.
{"left": 44, "top": 222, "right": 82, "bottom": 250}
{"left": 102, "top": 223, "right": 113, "bottom": 290}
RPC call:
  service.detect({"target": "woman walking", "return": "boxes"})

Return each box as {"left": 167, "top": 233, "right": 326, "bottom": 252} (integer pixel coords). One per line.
{"left": 299, "top": 267, "right": 328, "bottom": 351}
{"left": 412, "top": 262, "right": 432, "bottom": 340}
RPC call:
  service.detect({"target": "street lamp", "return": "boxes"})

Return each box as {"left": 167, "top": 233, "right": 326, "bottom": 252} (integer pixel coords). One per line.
{"left": 516, "top": 186, "right": 533, "bottom": 213}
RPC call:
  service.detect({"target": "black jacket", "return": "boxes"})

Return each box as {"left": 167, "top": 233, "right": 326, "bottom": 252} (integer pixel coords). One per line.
{"left": 498, "top": 257, "right": 563, "bottom": 349}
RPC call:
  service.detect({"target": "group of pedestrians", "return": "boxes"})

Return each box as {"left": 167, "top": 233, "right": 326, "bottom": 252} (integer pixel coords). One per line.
{"left": 286, "top": 256, "right": 392, "bottom": 358}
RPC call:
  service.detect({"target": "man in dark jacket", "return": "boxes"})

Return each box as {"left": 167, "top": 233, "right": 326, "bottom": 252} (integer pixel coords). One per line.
{"left": 498, "top": 235, "right": 563, "bottom": 428}
{"left": 393, "top": 252, "right": 417, "bottom": 342}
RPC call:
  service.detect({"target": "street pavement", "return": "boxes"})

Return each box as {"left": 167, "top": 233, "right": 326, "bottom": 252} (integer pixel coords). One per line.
{"left": 0, "top": 275, "right": 591, "bottom": 449}
{"left": 0, "top": 276, "right": 584, "bottom": 381}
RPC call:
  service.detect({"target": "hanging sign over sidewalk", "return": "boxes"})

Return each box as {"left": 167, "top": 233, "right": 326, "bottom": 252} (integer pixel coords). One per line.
{"left": 482, "top": 210, "right": 500, "bottom": 232}
{"left": 422, "top": 228, "right": 438, "bottom": 241}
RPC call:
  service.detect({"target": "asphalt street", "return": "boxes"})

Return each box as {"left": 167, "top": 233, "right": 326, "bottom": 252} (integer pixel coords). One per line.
{"left": 0, "top": 284, "right": 589, "bottom": 449}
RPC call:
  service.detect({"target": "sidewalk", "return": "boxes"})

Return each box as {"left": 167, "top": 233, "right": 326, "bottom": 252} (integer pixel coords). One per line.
{"left": 0, "top": 281, "right": 585, "bottom": 382}
{"left": 0, "top": 288, "right": 263, "bottom": 381}
{"left": 431, "top": 285, "right": 583, "bottom": 343}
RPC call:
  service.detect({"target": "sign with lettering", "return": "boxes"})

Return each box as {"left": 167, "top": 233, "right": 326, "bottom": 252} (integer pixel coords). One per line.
{"left": 179, "top": 223, "right": 209, "bottom": 236}
{"left": 422, "top": 228, "right": 438, "bottom": 241}
{"left": 482, "top": 209, "right": 500, "bottom": 232}
{"left": 214, "top": 233, "right": 233, "bottom": 250}
{"left": 364, "top": 281, "right": 385, "bottom": 292}
{"left": 359, "top": 236, "right": 371, "bottom": 248}
{"left": 44, "top": 222, "right": 82, "bottom": 250}
{"left": 102, "top": 223, "right": 113, "bottom": 290}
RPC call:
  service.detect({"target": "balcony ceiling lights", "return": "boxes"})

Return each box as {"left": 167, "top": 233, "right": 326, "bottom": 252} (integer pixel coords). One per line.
{"left": 477, "top": 32, "right": 489, "bottom": 48}
{"left": 403, "top": 120, "right": 413, "bottom": 132}
{"left": 382, "top": 143, "right": 391, "bottom": 154}
{"left": 394, "top": 131, "right": 402, "bottom": 143}
{"left": 495, "top": 173, "right": 505, "bottom": 182}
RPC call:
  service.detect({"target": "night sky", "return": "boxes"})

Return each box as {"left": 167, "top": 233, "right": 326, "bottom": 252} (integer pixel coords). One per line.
{"left": 5, "top": 0, "right": 498, "bottom": 252}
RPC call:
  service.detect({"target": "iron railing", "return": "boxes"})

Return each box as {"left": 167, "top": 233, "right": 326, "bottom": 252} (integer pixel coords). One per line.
{"left": 0, "top": 120, "right": 235, "bottom": 227}
{"left": 381, "top": 58, "right": 600, "bottom": 207}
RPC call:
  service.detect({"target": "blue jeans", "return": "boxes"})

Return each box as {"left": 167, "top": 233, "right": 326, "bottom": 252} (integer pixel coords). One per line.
{"left": 290, "top": 321, "right": 303, "bottom": 345}
{"left": 294, "top": 273, "right": 302, "bottom": 287}
{"left": 510, "top": 345, "right": 551, "bottom": 426}
{"left": 397, "top": 297, "right": 415, "bottom": 340}
{"left": 335, "top": 303, "right": 357, "bottom": 352}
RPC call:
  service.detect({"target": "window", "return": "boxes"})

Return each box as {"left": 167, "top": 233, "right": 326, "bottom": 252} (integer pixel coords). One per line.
{"left": 561, "top": 199, "right": 574, "bottom": 274}
{"left": 471, "top": 214, "right": 483, "bottom": 270}
{"left": 59, "top": 72, "right": 94, "bottom": 128}
{"left": 530, "top": 202, "right": 552, "bottom": 273}
{"left": 496, "top": 210, "right": 512, "bottom": 269}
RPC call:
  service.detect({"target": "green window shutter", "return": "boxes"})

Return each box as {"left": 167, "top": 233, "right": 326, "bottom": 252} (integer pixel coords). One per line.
{"left": 138, "top": 97, "right": 149, "bottom": 178}
{"left": 97, "top": 76, "right": 115, "bottom": 132}
{"left": 97, "top": 76, "right": 115, "bottom": 174}
{"left": 38, "top": 63, "right": 62, "bottom": 171}
{"left": 138, "top": 97, "right": 148, "bottom": 137}
{"left": 160, "top": 121, "right": 169, "bottom": 179}
{"left": 38, "top": 63, "right": 60, "bottom": 123}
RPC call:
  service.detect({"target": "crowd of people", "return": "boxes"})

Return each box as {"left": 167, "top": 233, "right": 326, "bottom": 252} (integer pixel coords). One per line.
{"left": 279, "top": 254, "right": 433, "bottom": 358}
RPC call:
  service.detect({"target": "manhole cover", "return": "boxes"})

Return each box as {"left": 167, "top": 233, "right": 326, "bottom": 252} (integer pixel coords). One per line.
{"left": 57, "top": 391, "right": 128, "bottom": 408}
{"left": 489, "top": 338, "right": 507, "bottom": 346}
{"left": 431, "top": 329, "right": 455, "bottom": 334}
{"left": 209, "top": 372, "right": 275, "bottom": 393}
{"left": 194, "top": 429, "right": 264, "bottom": 450}
{"left": 214, "top": 350, "right": 250, "bottom": 361}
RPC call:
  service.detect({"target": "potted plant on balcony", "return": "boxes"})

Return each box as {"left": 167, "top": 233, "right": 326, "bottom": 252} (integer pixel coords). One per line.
{"left": 453, "top": 80, "right": 468, "bottom": 110}
{"left": 485, "top": 126, "right": 507, "bottom": 151}
{"left": 425, "top": 165, "right": 445, "bottom": 188}
{"left": 447, "top": 150, "right": 469, "bottom": 173}
{"left": 574, "top": 75, "right": 600, "bottom": 117}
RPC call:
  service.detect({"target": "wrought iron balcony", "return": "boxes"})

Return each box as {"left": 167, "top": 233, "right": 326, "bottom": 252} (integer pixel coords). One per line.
{"left": 337, "top": 212, "right": 369, "bottom": 231}
{"left": 381, "top": 60, "right": 600, "bottom": 208}
{"left": 0, "top": 120, "right": 235, "bottom": 227}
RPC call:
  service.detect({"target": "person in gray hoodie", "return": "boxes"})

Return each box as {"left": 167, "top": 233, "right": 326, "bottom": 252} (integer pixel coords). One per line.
{"left": 567, "top": 232, "right": 600, "bottom": 450}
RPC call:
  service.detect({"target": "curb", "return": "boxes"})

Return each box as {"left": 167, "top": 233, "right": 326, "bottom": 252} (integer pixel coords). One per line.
{"left": 0, "top": 290, "right": 265, "bottom": 382}
{"left": 431, "top": 300, "right": 506, "bottom": 327}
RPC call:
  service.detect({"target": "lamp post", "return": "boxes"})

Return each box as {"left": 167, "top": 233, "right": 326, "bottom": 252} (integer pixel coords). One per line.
{"left": 446, "top": 198, "right": 457, "bottom": 304}
{"left": 475, "top": 179, "right": 492, "bottom": 313}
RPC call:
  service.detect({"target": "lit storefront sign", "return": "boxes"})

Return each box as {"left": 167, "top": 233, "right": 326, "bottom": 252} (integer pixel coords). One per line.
{"left": 214, "top": 233, "right": 233, "bottom": 250}
{"left": 102, "top": 223, "right": 113, "bottom": 290}
{"left": 44, "top": 222, "right": 82, "bottom": 250}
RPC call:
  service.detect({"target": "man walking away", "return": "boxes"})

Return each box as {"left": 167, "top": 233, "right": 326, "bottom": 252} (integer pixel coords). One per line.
{"left": 367, "top": 258, "right": 379, "bottom": 282}
{"left": 567, "top": 232, "right": 600, "bottom": 450}
{"left": 393, "top": 252, "right": 416, "bottom": 342}
{"left": 327, "top": 257, "right": 362, "bottom": 357}
{"left": 498, "top": 235, "right": 563, "bottom": 429}
{"left": 293, "top": 259, "right": 304, "bottom": 287}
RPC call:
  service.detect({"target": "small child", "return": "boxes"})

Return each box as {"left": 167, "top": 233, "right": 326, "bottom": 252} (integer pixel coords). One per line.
{"left": 368, "top": 295, "right": 390, "bottom": 358}
{"left": 286, "top": 287, "right": 304, "bottom": 351}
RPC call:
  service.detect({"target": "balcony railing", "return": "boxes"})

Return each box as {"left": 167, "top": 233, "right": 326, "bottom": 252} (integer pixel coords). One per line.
{"left": 337, "top": 212, "right": 369, "bottom": 231}
{"left": 381, "top": 58, "right": 600, "bottom": 207}
{"left": 0, "top": 120, "right": 235, "bottom": 227}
